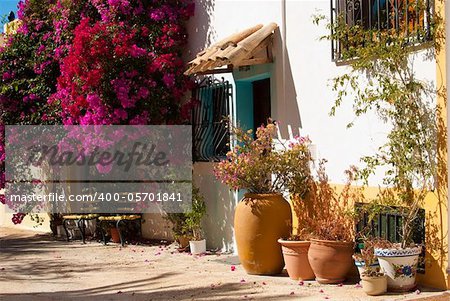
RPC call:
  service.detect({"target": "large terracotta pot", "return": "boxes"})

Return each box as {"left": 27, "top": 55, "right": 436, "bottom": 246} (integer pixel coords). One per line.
{"left": 278, "top": 239, "right": 315, "bottom": 280}
{"left": 308, "top": 239, "right": 354, "bottom": 284}
{"left": 374, "top": 246, "right": 421, "bottom": 292}
{"left": 234, "top": 193, "right": 292, "bottom": 275}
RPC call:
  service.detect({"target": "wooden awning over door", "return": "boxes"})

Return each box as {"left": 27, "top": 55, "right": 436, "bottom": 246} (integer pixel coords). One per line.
{"left": 185, "top": 23, "right": 278, "bottom": 75}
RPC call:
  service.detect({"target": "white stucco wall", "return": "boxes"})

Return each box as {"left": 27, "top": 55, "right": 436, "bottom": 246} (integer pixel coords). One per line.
{"left": 187, "top": 0, "right": 437, "bottom": 251}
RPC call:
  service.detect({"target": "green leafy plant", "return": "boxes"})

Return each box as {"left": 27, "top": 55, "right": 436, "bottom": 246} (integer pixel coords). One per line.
{"left": 164, "top": 212, "right": 192, "bottom": 240}
{"left": 183, "top": 187, "right": 206, "bottom": 241}
{"left": 314, "top": 1, "right": 443, "bottom": 248}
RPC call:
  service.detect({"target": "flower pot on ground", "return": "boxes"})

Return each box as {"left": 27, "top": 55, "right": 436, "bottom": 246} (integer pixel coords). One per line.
{"left": 308, "top": 239, "right": 354, "bottom": 284}
{"left": 375, "top": 246, "right": 421, "bottom": 292}
{"left": 278, "top": 239, "right": 315, "bottom": 280}
{"left": 177, "top": 235, "right": 190, "bottom": 249}
{"left": 303, "top": 162, "right": 359, "bottom": 284}
{"left": 356, "top": 237, "right": 387, "bottom": 296}
{"left": 184, "top": 187, "right": 207, "bottom": 255}
{"left": 215, "top": 121, "right": 313, "bottom": 275}
{"left": 361, "top": 274, "right": 387, "bottom": 296}
{"left": 110, "top": 227, "right": 121, "bottom": 243}
{"left": 234, "top": 193, "right": 291, "bottom": 275}
{"left": 189, "top": 239, "right": 206, "bottom": 255}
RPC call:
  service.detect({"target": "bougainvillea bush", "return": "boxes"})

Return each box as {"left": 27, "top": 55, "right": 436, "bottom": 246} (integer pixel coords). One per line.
{"left": 0, "top": 0, "right": 195, "bottom": 223}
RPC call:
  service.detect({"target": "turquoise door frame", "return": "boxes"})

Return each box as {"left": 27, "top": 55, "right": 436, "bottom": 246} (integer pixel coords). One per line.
{"left": 234, "top": 72, "right": 271, "bottom": 132}
{"left": 233, "top": 70, "right": 272, "bottom": 200}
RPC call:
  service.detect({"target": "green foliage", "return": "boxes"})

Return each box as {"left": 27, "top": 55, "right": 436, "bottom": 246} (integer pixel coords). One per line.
{"left": 164, "top": 212, "right": 192, "bottom": 239}
{"left": 315, "top": 1, "right": 444, "bottom": 248}
{"left": 164, "top": 186, "right": 206, "bottom": 241}
{"left": 183, "top": 186, "right": 206, "bottom": 240}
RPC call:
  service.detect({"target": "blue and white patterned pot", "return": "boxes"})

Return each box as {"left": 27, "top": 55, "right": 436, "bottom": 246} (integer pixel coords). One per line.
{"left": 374, "top": 247, "right": 421, "bottom": 292}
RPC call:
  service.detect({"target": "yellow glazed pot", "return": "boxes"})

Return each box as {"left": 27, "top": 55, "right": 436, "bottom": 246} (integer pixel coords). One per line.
{"left": 234, "top": 193, "right": 292, "bottom": 275}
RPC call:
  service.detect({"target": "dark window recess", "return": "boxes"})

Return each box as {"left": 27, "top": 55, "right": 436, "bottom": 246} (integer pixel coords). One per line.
{"left": 331, "top": 0, "right": 432, "bottom": 61}
{"left": 191, "top": 77, "right": 233, "bottom": 162}
{"left": 252, "top": 78, "right": 272, "bottom": 132}
{"left": 355, "top": 203, "right": 426, "bottom": 273}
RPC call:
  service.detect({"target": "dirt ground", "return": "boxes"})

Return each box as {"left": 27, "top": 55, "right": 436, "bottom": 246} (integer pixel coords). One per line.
{"left": 0, "top": 227, "right": 449, "bottom": 301}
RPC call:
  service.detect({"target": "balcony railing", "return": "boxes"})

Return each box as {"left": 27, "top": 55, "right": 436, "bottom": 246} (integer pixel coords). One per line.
{"left": 331, "top": 0, "right": 432, "bottom": 61}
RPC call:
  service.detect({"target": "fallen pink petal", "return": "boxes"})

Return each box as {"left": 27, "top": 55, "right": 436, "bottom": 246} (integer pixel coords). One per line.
{"left": 231, "top": 265, "right": 236, "bottom": 271}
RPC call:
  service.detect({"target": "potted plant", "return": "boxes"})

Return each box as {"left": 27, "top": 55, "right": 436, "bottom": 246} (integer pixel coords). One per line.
{"left": 315, "top": 8, "right": 442, "bottom": 291}
{"left": 214, "top": 120, "right": 313, "bottom": 275}
{"left": 352, "top": 253, "right": 379, "bottom": 277}
{"left": 307, "top": 162, "right": 357, "bottom": 284}
{"left": 277, "top": 135, "right": 315, "bottom": 281}
{"left": 358, "top": 239, "right": 387, "bottom": 296}
{"left": 278, "top": 233, "right": 315, "bottom": 281}
{"left": 184, "top": 187, "right": 207, "bottom": 255}
{"left": 164, "top": 212, "right": 192, "bottom": 249}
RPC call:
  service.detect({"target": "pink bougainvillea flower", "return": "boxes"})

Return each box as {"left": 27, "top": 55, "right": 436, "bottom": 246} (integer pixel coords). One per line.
{"left": 230, "top": 265, "right": 236, "bottom": 271}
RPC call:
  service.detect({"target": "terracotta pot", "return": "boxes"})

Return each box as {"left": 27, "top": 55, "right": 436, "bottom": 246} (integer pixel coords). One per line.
{"left": 374, "top": 247, "right": 421, "bottom": 292}
{"left": 308, "top": 239, "right": 354, "bottom": 284}
{"left": 110, "top": 227, "right": 121, "bottom": 243}
{"left": 361, "top": 275, "right": 387, "bottom": 296}
{"left": 177, "top": 236, "right": 190, "bottom": 248}
{"left": 278, "top": 239, "right": 315, "bottom": 280}
{"left": 234, "top": 193, "right": 292, "bottom": 275}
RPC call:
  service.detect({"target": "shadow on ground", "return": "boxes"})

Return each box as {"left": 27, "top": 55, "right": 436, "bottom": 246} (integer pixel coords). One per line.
{"left": 0, "top": 282, "right": 296, "bottom": 301}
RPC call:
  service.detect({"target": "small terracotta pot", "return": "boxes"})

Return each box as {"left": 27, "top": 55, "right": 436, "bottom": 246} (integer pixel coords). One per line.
{"left": 361, "top": 275, "right": 387, "bottom": 296}
{"left": 278, "top": 239, "right": 315, "bottom": 280}
{"left": 110, "top": 227, "right": 121, "bottom": 243}
{"left": 234, "top": 193, "right": 292, "bottom": 275}
{"left": 308, "top": 239, "right": 354, "bottom": 284}
{"left": 177, "top": 236, "right": 190, "bottom": 248}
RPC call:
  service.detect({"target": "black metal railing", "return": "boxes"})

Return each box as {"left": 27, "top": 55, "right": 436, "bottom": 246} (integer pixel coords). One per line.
{"left": 355, "top": 203, "right": 426, "bottom": 272}
{"left": 191, "top": 77, "right": 233, "bottom": 162}
{"left": 331, "top": 0, "right": 432, "bottom": 60}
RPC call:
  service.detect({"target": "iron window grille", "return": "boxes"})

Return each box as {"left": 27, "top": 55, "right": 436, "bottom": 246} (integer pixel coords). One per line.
{"left": 191, "top": 77, "right": 233, "bottom": 162}
{"left": 355, "top": 203, "right": 426, "bottom": 273}
{"left": 331, "top": 0, "right": 432, "bottom": 61}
